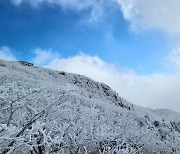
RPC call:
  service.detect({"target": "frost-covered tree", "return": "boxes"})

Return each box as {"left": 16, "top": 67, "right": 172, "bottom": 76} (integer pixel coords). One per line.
{"left": 1, "top": 59, "right": 180, "bottom": 153}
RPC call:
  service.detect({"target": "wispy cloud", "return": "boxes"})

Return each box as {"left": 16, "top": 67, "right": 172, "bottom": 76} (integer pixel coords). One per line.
{"left": 32, "top": 48, "right": 180, "bottom": 113}
{"left": 168, "top": 47, "right": 180, "bottom": 68}
{"left": 10, "top": 0, "right": 105, "bottom": 22}
{"left": 117, "top": 0, "right": 180, "bottom": 34}
{"left": 0, "top": 46, "right": 16, "bottom": 61}
{"left": 10, "top": 0, "right": 180, "bottom": 33}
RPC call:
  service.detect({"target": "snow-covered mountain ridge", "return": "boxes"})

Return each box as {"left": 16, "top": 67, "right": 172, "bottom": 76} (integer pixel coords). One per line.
{"left": 0, "top": 59, "right": 180, "bottom": 154}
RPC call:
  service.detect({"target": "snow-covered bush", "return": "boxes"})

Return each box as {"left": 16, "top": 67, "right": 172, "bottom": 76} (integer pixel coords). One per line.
{"left": 99, "top": 142, "right": 143, "bottom": 154}
{"left": 1, "top": 59, "right": 180, "bottom": 153}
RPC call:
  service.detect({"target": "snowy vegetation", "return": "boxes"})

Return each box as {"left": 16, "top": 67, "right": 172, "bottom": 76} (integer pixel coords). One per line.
{"left": 0, "top": 59, "right": 180, "bottom": 153}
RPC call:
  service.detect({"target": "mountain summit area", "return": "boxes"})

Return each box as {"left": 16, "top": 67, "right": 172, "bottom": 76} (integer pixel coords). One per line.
{"left": 0, "top": 59, "right": 180, "bottom": 154}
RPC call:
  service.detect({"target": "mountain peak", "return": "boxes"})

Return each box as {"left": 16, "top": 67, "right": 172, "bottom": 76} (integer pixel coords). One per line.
{"left": 0, "top": 59, "right": 180, "bottom": 154}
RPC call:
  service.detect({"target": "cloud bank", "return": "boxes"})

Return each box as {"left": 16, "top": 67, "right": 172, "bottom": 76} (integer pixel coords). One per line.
{"left": 31, "top": 49, "right": 180, "bottom": 113}
{"left": 0, "top": 46, "right": 180, "bottom": 112}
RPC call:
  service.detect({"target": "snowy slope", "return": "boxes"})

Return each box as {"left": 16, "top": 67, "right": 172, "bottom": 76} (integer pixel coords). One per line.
{"left": 0, "top": 59, "right": 180, "bottom": 154}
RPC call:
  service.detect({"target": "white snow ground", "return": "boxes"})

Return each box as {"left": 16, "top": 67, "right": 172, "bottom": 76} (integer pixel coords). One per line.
{"left": 0, "top": 59, "right": 180, "bottom": 154}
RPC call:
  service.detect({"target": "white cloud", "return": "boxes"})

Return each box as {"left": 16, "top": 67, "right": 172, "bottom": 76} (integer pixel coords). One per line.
{"left": 32, "top": 49, "right": 180, "bottom": 113}
{"left": 32, "top": 48, "right": 59, "bottom": 65}
{"left": 0, "top": 46, "right": 16, "bottom": 61}
{"left": 117, "top": 0, "right": 180, "bottom": 33}
{"left": 45, "top": 52, "right": 123, "bottom": 79}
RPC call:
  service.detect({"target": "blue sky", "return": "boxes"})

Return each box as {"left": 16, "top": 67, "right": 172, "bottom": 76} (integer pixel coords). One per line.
{"left": 0, "top": 0, "right": 169, "bottom": 73}
{"left": 1, "top": 0, "right": 180, "bottom": 112}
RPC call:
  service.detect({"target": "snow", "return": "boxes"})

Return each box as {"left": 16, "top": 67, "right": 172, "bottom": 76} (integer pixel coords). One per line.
{"left": 0, "top": 59, "right": 180, "bottom": 153}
